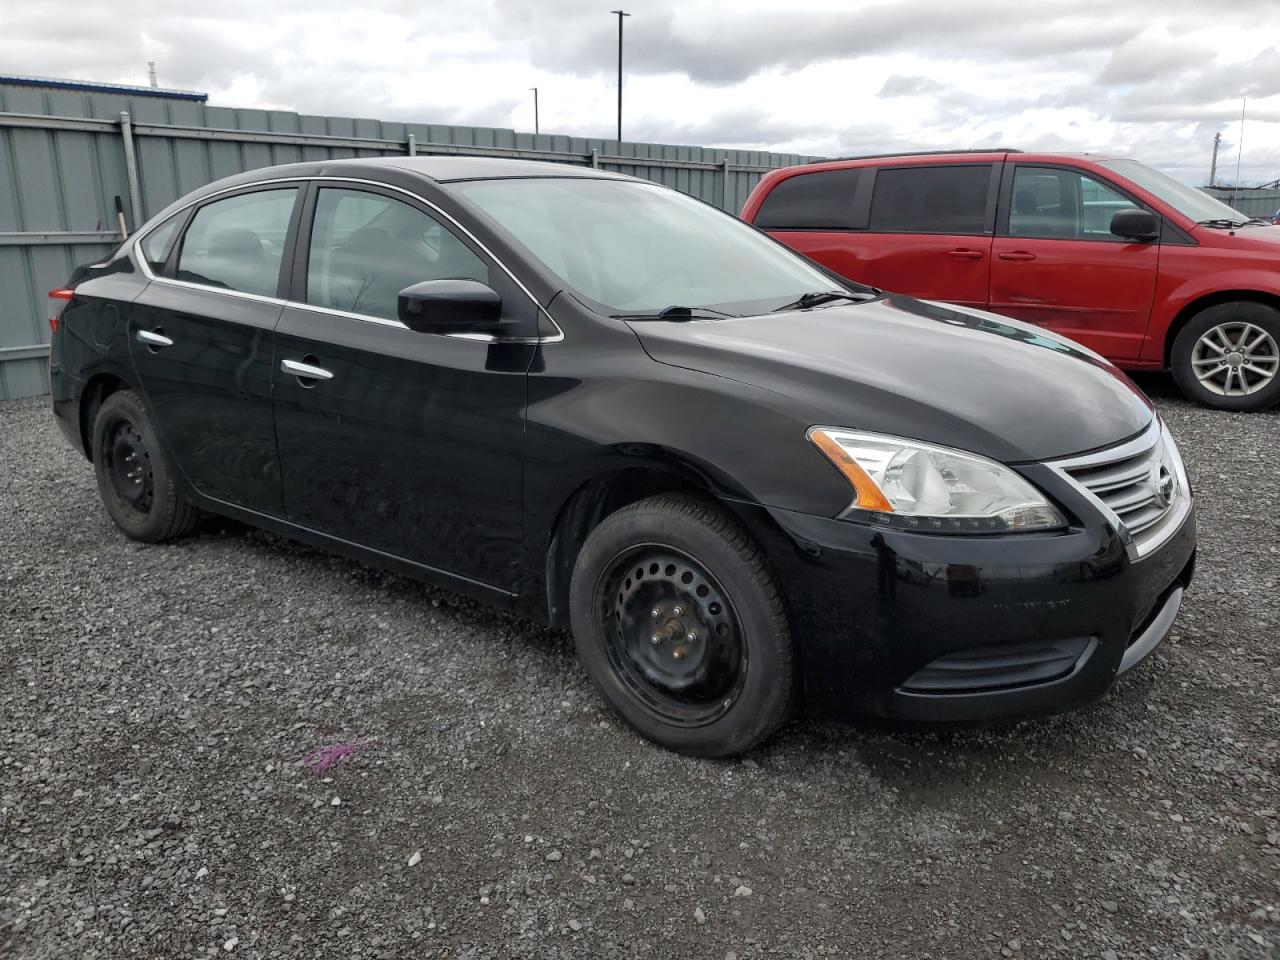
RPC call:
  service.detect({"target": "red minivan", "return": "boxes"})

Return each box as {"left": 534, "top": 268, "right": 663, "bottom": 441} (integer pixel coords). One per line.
{"left": 743, "top": 151, "right": 1280, "bottom": 411}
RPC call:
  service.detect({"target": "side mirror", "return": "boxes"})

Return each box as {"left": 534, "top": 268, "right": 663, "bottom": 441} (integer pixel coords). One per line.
{"left": 397, "top": 279, "right": 502, "bottom": 334}
{"left": 1110, "top": 209, "right": 1159, "bottom": 242}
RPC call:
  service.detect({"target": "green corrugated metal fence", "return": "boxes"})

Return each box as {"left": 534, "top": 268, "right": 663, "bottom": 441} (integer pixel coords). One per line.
{"left": 1205, "top": 186, "right": 1280, "bottom": 220}
{"left": 0, "top": 83, "right": 817, "bottom": 399}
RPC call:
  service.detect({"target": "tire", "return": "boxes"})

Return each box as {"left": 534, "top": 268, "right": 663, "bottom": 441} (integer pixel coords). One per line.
{"left": 569, "top": 493, "right": 795, "bottom": 757}
{"left": 1170, "top": 302, "right": 1280, "bottom": 412}
{"left": 91, "top": 389, "right": 202, "bottom": 542}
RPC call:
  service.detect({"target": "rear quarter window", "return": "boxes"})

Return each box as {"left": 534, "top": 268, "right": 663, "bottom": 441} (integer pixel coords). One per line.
{"left": 138, "top": 213, "right": 185, "bottom": 274}
{"left": 868, "top": 164, "right": 992, "bottom": 235}
{"left": 754, "top": 169, "right": 862, "bottom": 230}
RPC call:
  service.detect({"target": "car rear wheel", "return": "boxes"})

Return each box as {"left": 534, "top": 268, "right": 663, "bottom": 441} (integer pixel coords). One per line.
{"left": 1171, "top": 302, "right": 1280, "bottom": 411}
{"left": 91, "top": 389, "right": 202, "bottom": 542}
{"left": 569, "top": 493, "right": 794, "bottom": 757}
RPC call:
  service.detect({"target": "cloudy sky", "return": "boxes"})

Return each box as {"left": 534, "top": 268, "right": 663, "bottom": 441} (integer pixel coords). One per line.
{"left": 3, "top": 0, "right": 1279, "bottom": 185}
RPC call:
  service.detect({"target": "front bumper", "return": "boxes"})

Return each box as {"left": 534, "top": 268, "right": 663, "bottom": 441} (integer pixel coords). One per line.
{"left": 727, "top": 494, "right": 1196, "bottom": 723}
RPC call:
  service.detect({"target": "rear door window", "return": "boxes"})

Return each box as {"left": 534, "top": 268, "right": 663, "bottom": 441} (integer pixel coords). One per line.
{"left": 754, "top": 169, "right": 863, "bottom": 230}
{"left": 867, "top": 165, "right": 992, "bottom": 235}
{"left": 176, "top": 188, "right": 299, "bottom": 297}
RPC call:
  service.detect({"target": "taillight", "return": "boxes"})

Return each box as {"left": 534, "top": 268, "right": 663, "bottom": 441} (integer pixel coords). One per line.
{"left": 47, "top": 288, "right": 74, "bottom": 332}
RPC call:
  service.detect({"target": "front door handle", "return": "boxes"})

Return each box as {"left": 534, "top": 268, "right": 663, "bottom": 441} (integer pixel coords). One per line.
{"left": 948, "top": 248, "right": 984, "bottom": 260}
{"left": 281, "top": 357, "right": 334, "bottom": 383}
{"left": 136, "top": 329, "right": 174, "bottom": 348}
{"left": 998, "top": 251, "right": 1037, "bottom": 261}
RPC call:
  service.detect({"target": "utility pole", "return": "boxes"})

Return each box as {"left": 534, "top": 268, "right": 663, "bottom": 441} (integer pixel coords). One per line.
{"left": 147, "top": 61, "right": 157, "bottom": 88}
{"left": 1234, "top": 97, "right": 1246, "bottom": 190}
{"left": 610, "top": 10, "right": 630, "bottom": 142}
{"left": 1209, "top": 132, "right": 1221, "bottom": 187}
{"left": 530, "top": 87, "right": 539, "bottom": 135}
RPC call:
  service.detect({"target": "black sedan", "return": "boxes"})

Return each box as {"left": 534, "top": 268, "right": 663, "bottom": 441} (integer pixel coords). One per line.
{"left": 49, "top": 157, "right": 1196, "bottom": 756}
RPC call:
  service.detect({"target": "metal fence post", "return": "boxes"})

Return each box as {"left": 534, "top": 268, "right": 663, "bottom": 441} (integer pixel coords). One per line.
{"left": 721, "top": 159, "right": 731, "bottom": 211}
{"left": 590, "top": 148, "right": 600, "bottom": 169}
{"left": 118, "top": 112, "right": 144, "bottom": 230}
{"left": 406, "top": 133, "right": 417, "bottom": 156}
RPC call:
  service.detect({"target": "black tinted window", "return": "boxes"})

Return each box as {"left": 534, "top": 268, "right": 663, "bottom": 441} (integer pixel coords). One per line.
{"left": 176, "top": 189, "right": 298, "bottom": 296}
{"left": 306, "top": 188, "right": 490, "bottom": 322}
{"left": 754, "top": 169, "right": 861, "bottom": 230}
{"left": 868, "top": 165, "right": 991, "bottom": 234}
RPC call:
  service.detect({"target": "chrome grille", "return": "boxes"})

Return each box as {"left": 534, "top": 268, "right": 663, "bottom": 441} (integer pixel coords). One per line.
{"left": 1051, "top": 420, "right": 1190, "bottom": 560}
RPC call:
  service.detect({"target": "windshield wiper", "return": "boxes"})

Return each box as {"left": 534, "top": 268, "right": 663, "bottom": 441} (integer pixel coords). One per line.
{"left": 613, "top": 305, "right": 737, "bottom": 321}
{"left": 1196, "top": 218, "right": 1249, "bottom": 229}
{"left": 773, "top": 289, "right": 875, "bottom": 312}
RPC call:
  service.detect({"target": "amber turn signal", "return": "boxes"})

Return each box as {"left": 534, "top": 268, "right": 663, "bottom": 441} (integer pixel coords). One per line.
{"left": 808, "top": 429, "right": 894, "bottom": 513}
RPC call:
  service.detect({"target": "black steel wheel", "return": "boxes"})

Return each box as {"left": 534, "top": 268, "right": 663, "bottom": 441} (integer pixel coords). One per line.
{"left": 602, "top": 544, "right": 747, "bottom": 727}
{"left": 91, "top": 389, "right": 202, "bottom": 542}
{"left": 570, "top": 494, "right": 794, "bottom": 757}
{"left": 102, "top": 418, "right": 155, "bottom": 523}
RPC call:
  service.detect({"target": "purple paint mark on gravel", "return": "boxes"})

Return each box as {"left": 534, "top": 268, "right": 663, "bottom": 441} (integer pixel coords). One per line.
{"left": 301, "top": 738, "right": 376, "bottom": 776}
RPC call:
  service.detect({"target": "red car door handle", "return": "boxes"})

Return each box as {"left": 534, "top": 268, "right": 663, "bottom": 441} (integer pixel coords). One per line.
{"left": 998, "top": 251, "right": 1037, "bottom": 261}
{"left": 948, "top": 248, "right": 984, "bottom": 260}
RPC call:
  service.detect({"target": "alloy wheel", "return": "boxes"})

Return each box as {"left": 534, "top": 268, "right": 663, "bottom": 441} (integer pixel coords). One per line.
{"left": 1190, "top": 321, "right": 1280, "bottom": 397}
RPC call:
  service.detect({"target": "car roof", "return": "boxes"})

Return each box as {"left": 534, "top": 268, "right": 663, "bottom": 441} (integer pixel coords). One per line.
{"left": 795, "top": 149, "right": 1128, "bottom": 170}
{"left": 336, "top": 155, "right": 633, "bottom": 182}
{"left": 149, "top": 155, "right": 638, "bottom": 222}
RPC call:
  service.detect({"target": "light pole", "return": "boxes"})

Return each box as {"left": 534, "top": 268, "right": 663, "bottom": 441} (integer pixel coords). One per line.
{"left": 610, "top": 9, "right": 630, "bottom": 142}
{"left": 530, "top": 87, "right": 539, "bottom": 135}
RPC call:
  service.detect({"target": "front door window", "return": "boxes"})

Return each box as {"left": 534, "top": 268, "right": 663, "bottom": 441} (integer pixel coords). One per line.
{"left": 1008, "top": 167, "right": 1141, "bottom": 241}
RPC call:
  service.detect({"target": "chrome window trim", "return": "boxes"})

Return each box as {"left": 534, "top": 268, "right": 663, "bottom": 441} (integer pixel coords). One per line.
{"left": 147, "top": 275, "right": 289, "bottom": 307}
{"left": 131, "top": 175, "right": 564, "bottom": 345}
{"left": 1048, "top": 417, "right": 1192, "bottom": 562}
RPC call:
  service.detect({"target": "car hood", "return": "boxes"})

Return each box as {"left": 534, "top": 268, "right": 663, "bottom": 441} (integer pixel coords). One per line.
{"left": 1195, "top": 222, "right": 1280, "bottom": 248}
{"left": 628, "top": 295, "right": 1153, "bottom": 463}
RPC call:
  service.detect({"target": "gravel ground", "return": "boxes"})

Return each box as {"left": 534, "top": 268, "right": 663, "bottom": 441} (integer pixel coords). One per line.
{"left": 1, "top": 377, "right": 1278, "bottom": 960}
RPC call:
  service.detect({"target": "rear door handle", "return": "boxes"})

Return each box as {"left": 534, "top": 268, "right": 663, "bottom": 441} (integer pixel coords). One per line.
{"left": 136, "top": 329, "right": 174, "bottom": 348}
{"left": 998, "top": 251, "right": 1037, "bottom": 261}
{"left": 281, "top": 358, "right": 334, "bottom": 382}
{"left": 948, "top": 248, "right": 984, "bottom": 260}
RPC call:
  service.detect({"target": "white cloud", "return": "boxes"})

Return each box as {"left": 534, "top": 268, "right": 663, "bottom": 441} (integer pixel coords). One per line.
{"left": 0, "top": 0, "right": 1277, "bottom": 185}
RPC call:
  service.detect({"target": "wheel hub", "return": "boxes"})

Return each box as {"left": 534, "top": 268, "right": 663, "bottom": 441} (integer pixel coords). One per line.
{"left": 646, "top": 603, "right": 702, "bottom": 669}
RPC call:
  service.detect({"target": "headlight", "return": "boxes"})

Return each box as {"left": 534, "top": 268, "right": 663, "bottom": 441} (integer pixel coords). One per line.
{"left": 808, "top": 428, "right": 1066, "bottom": 533}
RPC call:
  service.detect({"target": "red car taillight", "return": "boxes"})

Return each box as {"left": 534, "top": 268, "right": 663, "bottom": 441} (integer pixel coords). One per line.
{"left": 47, "top": 288, "right": 74, "bottom": 332}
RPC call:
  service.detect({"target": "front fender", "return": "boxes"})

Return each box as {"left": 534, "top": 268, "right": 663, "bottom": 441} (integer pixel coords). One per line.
{"left": 1147, "top": 269, "right": 1280, "bottom": 363}
{"left": 523, "top": 354, "right": 853, "bottom": 532}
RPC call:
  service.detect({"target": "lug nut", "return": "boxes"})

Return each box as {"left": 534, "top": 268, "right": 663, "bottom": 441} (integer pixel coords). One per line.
{"left": 650, "top": 608, "right": 661, "bottom": 618}
{"left": 672, "top": 605, "right": 683, "bottom": 616}
{"left": 650, "top": 634, "right": 661, "bottom": 645}
{"left": 673, "top": 647, "right": 687, "bottom": 660}
{"left": 685, "top": 632, "right": 697, "bottom": 643}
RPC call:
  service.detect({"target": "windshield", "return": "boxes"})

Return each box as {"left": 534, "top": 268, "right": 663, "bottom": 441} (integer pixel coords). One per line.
{"left": 1100, "top": 159, "right": 1250, "bottom": 224}
{"left": 451, "top": 177, "right": 849, "bottom": 316}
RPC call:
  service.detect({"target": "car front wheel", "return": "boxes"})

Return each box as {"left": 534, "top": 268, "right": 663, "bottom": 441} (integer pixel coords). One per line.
{"left": 569, "top": 493, "right": 795, "bottom": 757}
{"left": 1171, "top": 302, "right": 1280, "bottom": 411}
{"left": 91, "top": 389, "right": 202, "bottom": 542}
